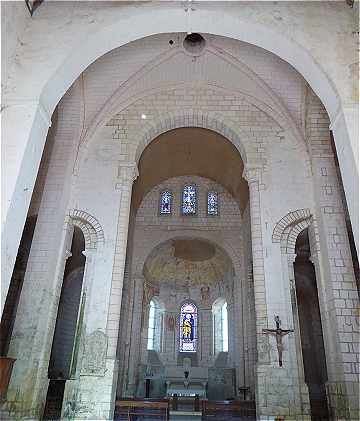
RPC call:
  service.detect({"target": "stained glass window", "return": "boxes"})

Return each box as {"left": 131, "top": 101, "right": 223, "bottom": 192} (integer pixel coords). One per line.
{"left": 160, "top": 191, "right": 172, "bottom": 215}
{"left": 207, "top": 191, "right": 218, "bottom": 216}
{"left": 182, "top": 185, "right": 197, "bottom": 215}
{"left": 179, "top": 302, "right": 198, "bottom": 352}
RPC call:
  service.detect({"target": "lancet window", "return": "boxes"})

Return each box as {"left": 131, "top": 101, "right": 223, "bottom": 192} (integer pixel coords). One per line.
{"left": 207, "top": 191, "right": 219, "bottom": 216}
{"left": 182, "top": 185, "right": 197, "bottom": 215}
{"left": 159, "top": 191, "right": 172, "bottom": 215}
{"left": 179, "top": 302, "right": 198, "bottom": 352}
{"left": 212, "top": 299, "right": 228, "bottom": 353}
{"left": 147, "top": 299, "right": 163, "bottom": 351}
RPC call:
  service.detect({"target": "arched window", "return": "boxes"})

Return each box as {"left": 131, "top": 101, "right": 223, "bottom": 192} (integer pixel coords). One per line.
{"left": 147, "top": 298, "right": 163, "bottom": 351}
{"left": 179, "top": 302, "right": 198, "bottom": 352}
{"left": 159, "top": 191, "right": 172, "bottom": 215}
{"left": 182, "top": 185, "right": 197, "bottom": 215}
{"left": 212, "top": 299, "right": 228, "bottom": 353}
{"left": 147, "top": 300, "right": 156, "bottom": 350}
{"left": 207, "top": 191, "right": 219, "bottom": 216}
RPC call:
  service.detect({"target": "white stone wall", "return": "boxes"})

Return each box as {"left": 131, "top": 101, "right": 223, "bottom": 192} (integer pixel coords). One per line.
{"left": 2, "top": 3, "right": 358, "bottom": 320}
{"left": 3, "top": 28, "right": 358, "bottom": 419}
{"left": 118, "top": 175, "right": 247, "bottom": 397}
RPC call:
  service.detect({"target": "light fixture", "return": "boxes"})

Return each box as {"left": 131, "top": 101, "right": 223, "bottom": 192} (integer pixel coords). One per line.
{"left": 141, "top": 114, "right": 147, "bottom": 120}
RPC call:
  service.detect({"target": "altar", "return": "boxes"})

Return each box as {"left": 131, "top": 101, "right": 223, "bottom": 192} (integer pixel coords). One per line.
{"left": 164, "top": 364, "right": 208, "bottom": 398}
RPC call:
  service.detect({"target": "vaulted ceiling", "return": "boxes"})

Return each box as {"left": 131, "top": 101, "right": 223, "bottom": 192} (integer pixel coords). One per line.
{"left": 132, "top": 127, "right": 248, "bottom": 212}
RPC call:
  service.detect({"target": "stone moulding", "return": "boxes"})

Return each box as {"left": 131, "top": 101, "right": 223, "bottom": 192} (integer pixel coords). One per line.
{"left": 67, "top": 209, "right": 105, "bottom": 249}
{"left": 272, "top": 209, "right": 313, "bottom": 254}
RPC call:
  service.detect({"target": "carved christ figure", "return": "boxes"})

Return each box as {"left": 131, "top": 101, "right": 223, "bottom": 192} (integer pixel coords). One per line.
{"left": 262, "top": 316, "right": 294, "bottom": 367}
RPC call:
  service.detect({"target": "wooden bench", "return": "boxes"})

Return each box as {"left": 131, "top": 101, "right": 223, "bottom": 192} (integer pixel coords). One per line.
{"left": 115, "top": 398, "right": 169, "bottom": 421}
{"left": 202, "top": 399, "right": 256, "bottom": 420}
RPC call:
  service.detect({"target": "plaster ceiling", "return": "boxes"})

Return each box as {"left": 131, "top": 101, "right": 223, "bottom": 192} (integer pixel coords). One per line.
{"left": 144, "top": 239, "right": 233, "bottom": 286}
{"left": 132, "top": 127, "right": 248, "bottom": 211}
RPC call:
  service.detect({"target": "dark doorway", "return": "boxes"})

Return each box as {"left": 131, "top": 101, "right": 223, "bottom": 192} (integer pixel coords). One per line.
{"left": 294, "top": 229, "right": 329, "bottom": 421}
{"left": 0, "top": 216, "right": 37, "bottom": 356}
{"left": 43, "top": 226, "right": 86, "bottom": 420}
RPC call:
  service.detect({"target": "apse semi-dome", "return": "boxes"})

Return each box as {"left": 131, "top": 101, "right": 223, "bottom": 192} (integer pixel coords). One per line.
{"left": 144, "top": 239, "right": 233, "bottom": 286}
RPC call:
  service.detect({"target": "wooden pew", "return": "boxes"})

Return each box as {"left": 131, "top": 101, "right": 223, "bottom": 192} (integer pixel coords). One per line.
{"left": 115, "top": 398, "right": 169, "bottom": 421}
{"left": 202, "top": 399, "right": 256, "bottom": 420}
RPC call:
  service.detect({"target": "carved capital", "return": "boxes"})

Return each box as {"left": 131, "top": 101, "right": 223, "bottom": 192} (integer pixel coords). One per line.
{"left": 242, "top": 165, "right": 261, "bottom": 184}
{"left": 117, "top": 162, "right": 139, "bottom": 185}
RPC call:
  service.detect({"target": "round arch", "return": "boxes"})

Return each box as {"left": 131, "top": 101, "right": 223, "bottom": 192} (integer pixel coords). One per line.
{"left": 75, "top": 82, "right": 308, "bottom": 175}
{"left": 39, "top": 7, "right": 340, "bottom": 120}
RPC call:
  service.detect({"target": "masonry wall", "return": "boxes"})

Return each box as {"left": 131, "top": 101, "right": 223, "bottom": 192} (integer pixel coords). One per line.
{"left": 3, "top": 30, "right": 359, "bottom": 420}
{"left": 117, "top": 175, "right": 249, "bottom": 399}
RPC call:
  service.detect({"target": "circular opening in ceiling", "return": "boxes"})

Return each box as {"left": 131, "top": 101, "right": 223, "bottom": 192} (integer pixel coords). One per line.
{"left": 183, "top": 33, "right": 206, "bottom": 55}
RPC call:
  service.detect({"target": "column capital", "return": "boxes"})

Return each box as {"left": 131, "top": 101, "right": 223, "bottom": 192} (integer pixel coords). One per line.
{"left": 242, "top": 165, "right": 262, "bottom": 184}
{"left": 115, "top": 162, "right": 139, "bottom": 189}
{"left": 117, "top": 162, "right": 139, "bottom": 184}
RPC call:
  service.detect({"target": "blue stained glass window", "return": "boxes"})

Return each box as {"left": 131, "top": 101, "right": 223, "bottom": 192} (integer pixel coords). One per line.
{"left": 207, "top": 191, "right": 218, "bottom": 216}
{"left": 160, "top": 191, "right": 172, "bottom": 215}
{"left": 182, "top": 185, "right": 196, "bottom": 215}
{"left": 179, "top": 302, "right": 197, "bottom": 352}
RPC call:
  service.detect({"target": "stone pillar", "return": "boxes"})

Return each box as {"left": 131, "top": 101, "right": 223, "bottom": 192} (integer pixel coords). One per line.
{"left": 330, "top": 104, "right": 359, "bottom": 252}
{"left": 4, "top": 103, "right": 81, "bottom": 415}
{"left": 102, "top": 163, "right": 138, "bottom": 416}
{"left": 307, "top": 93, "right": 359, "bottom": 418}
{"left": 106, "top": 163, "right": 139, "bottom": 357}
{"left": 200, "top": 307, "right": 212, "bottom": 365}
{"left": 59, "top": 163, "right": 138, "bottom": 421}
{"left": 242, "top": 166, "right": 269, "bottom": 362}
{"left": 5, "top": 220, "right": 73, "bottom": 419}
{"left": 1, "top": 101, "right": 51, "bottom": 316}
{"left": 243, "top": 165, "right": 311, "bottom": 420}
{"left": 232, "top": 276, "right": 246, "bottom": 392}
{"left": 126, "top": 276, "right": 145, "bottom": 396}
{"left": 308, "top": 177, "right": 359, "bottom": 421}
{"left": 285, "top": 252, "right": 311, "bottom": 413}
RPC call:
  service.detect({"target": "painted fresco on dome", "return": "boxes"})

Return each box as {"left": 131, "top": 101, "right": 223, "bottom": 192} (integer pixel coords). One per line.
{"left": 144, "top": 239, "right": 233, "bottom": 286}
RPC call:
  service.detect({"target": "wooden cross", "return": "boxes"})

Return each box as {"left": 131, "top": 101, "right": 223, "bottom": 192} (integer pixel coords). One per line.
{"left": 262, "top": 316, "right": 294, "bottom": 367}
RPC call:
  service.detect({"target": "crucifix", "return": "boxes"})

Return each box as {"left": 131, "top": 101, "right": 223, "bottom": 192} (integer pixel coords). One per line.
{"left": 262, "top": 316, "right": 294, "bottom": 367}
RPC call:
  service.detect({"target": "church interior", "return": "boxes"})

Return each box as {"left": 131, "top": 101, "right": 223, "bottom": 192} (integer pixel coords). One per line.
{"left": 1, "top": 2, "right": 359, "bottom": 421}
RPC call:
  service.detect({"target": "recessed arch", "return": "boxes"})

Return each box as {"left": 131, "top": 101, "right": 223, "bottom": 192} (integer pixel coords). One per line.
{"left": 132, "top": 127, "right": 249, "bottom": 213}
{"left": 67, "top": 209, "right": 104, "bottom": 250}
{"left": 272, "top": 208, "right": 313, "bottom": 254}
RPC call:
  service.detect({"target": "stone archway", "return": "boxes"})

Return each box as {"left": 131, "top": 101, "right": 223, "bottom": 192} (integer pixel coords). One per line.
{"left": 4, "top": 4, "right": 357, "bottom": 308}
